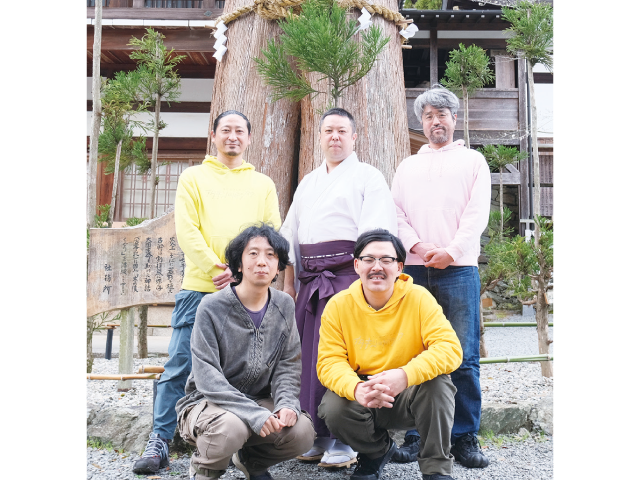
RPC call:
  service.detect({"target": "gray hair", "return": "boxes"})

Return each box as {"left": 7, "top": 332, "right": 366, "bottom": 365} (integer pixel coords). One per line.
{"left": 413, "top": 84, "right": 459, "bottom": 123}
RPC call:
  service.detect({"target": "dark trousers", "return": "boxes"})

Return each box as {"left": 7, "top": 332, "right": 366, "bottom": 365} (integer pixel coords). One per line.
{"left": 318, "top": 375, "right": 456, "bottom": 475}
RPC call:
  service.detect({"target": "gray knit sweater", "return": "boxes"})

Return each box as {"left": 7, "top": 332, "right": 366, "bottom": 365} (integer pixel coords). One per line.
{"left": 175, "top": 285, "right": 302, "bottom": 435}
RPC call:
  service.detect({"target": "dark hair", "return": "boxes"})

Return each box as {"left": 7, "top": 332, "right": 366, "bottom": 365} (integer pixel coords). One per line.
{"left": 320, "top": 107, "right": 356, "bottom": 133}
{"left": 225, "top": 223, "right": 290, "bottom": 284}
{"left": 354, "top": 229, "right": 407, "bottom": 264}
{"left": 213, "top": 110, "right": 251, "bottom": 134}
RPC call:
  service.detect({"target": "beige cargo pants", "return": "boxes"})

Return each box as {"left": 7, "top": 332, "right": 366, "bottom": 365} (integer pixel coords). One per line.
{"left": 178, "top": 397, "right": 315, "bottom": 479}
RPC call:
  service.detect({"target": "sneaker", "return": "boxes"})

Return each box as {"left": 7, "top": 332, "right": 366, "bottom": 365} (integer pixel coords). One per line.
{"left": 351, "top": 441, "right": 397, "bottom": 480}
{"left": 232, "top": 450, "right": 274, "bottom": 480}
{"left": 392, "top": 433, "right": 420, "bottom": 463}
{"left": 423, "top": 475, "right": 454, "bottom": 479}
{"left": 132, "top": 433, "right": 169, "bottom": 474}
{"left": 450, "top": 434, "right": 490, "bottom": 468}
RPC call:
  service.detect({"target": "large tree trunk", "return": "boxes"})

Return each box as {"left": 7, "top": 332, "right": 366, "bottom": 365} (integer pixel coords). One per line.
{"left": 207, "top": 0, "right": 301, "bottom": 224}
{"left": 107, "top": 139, "right": 123, "bottom": 227}
{"left": 149, "top": 93, "right": 161, "bottom": 219}
{"left": 462, "top": 85, "right": 470, "bottom": 148}
{"left": 535, "top": 271, "right": 552, "bottom": 377}
{"left": 527, "top": 59, "right": 541, "bottom": 245}
{"left": 88, "top": 1, "right": 102, "bottom": 228}
{"left": 298, "top": 3, "right": 411, "bottom": 186}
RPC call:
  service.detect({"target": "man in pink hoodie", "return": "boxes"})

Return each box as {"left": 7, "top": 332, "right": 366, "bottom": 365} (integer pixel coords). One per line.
{"left": 390, "top": 84, "right": 491, "bottom": 469}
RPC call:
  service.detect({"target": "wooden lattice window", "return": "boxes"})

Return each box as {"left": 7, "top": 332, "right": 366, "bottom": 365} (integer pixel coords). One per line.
{"left": 144, "top": 1, "right": 204, "bottom": 7}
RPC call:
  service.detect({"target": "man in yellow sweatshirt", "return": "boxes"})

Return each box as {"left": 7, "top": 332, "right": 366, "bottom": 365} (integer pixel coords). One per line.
{"left": 134, "top": 110, "right": 282, "bottom": 475}
{"left": 316, "top": 229, "right": 463, "bottom": 480}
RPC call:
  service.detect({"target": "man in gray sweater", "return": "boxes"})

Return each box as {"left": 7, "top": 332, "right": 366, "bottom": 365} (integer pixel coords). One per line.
{"left": 175, "top": 224, "right": 315, "bottom": 480}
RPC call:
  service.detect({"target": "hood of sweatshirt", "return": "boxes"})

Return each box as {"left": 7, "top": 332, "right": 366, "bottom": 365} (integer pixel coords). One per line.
{"left": 348, "top": 273, "right": 415, "bottom": 314}
{"left": 203, "top": 155, "right": 255, "bottom": 174}
{"left": 417, "top": 139, "right": 466, "bottom": 154}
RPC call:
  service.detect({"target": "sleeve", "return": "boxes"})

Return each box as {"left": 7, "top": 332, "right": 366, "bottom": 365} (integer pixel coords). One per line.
{"left": 444, "top": 158, "right": 492, "bottom": 261}
{"left": 391, "top": 163, "right": 423, "bottom": 253}
{"left": 358, "top": 168, "right": 399, "bottom": 236}
{"left": 270, "top": 299, "right": 303, "bottom": 417}
{"left": 190, "top": 301, "right": 273, "bottom": 435}
{"left": 400, "top": 293, "right": 463, "bottom": 386}
{"left": 263, "top": 178, "right": 282, "bottom": 230}
{"left": 279, "top": 184, "right": 302, "bottom": 289}
{"left": 316, "top": 298, "right": 363, "bottom": 401}
{"left": 174, "top": 174, "right": 223, "bottom": 278}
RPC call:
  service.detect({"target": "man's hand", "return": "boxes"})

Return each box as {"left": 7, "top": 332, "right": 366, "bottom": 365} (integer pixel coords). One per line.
{"left": 275, "top": 408, "right": 298, "bottom": 427}
{"left": 363, "top": 369, "right": 408, "bottom": 398}
{"left": 424, "top": 248, "right": 454, "bottom": 269}
{"left": 411, "top": 242, "right": 440, "bottom": 261}
{"left": 259, "top": 415, "right": 286, "bottom": 437}
{"left": 212, "top": 263, "right": 233, "bottom": 290}
{"left": 354, "top": 382, "right": 395, "bottom": 409}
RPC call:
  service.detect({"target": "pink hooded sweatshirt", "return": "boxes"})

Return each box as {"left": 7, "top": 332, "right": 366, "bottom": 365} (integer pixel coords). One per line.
{"left": 391, "top": 140, "right": 491, "bottom": 267}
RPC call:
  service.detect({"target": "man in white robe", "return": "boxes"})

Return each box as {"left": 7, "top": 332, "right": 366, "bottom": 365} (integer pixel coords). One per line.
{"left": 280, "top": 108, "right": 397, "bottom": 468}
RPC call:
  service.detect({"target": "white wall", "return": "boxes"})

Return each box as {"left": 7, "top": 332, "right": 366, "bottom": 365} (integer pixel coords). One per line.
{"left": 87, "top": 111, "right": 210, "bottom": 137}
{"left": 86, "top": 78, "right": 214, "bottom": 102}
{"left": 533, "top": 63, "right": 553, "bottom": 138}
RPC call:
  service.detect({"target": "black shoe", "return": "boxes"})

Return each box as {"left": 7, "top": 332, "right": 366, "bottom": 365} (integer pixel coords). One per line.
{"left": 232, "top": 450, "right": 274, "bottom": 480}
{"left": 450, "top": 434, "right": 490, "bottom": 468}
{"left": 351, "top": 441, "right": 398, "bottom": 480}
{"left": 132, "top": 433, "right": 170, "bottom": 474}
{"left": 392, "top": 433, "right": 420, "bottom": 463}
{"left": 423, "top": 475, "right": 454, "bottom": 479}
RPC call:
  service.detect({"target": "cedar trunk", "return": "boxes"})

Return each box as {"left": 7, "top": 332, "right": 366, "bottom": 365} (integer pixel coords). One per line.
{"left": 298, "top": 3, "right": 411, "bottom": 186}
{"left": 207, "top": 0, "right": 301, "bottom": 224}
{"left": 88, "top": 1, "right": 102, "bottom": 228}
{"left": 535, "top": 272, "right": 552, "bottom": 377}
{"left": 527, "top": 60, "right": 541, "bottom": 244}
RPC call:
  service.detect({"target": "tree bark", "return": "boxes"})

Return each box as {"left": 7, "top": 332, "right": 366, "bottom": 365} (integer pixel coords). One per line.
{"left": 138, "top": 305, "right": 148, "bottom": 359}
{"left": 87, "top": 317, "right": 95, "bottom": 373}
{"left": 298, "top": 3, "right": 411, "bottom": 186}
{"left": 535, "top": 271, "right": 552, "bottom": 377}
{"left": 88, "top": 1, "right": 102, "bottom": 228}
{"left": 527, "top": 59, "right": 541, "bottom": 245}
{"left": 479, "top": 305, "right": 489, "bottom": 358}
{"left": 462, "top": 85, "right": 470, "bottom": 148}
{"left": 107, "top": 139, "right": 123, "bottom": 227}
{"left": 207, "top": 0, "right": 301, "bottom": 222}
{"left": 149, "top": 92, "right": 161, "bottom": 219}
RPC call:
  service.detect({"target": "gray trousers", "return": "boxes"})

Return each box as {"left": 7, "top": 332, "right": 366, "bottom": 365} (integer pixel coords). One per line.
{"left": 318, "top": 374, "right": 456, "bottom": 475}
{"left": 178, "top": 397, "right": 315, "bottom": 479}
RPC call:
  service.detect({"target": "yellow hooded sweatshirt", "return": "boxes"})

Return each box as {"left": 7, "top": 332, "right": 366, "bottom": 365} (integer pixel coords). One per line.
{"left": 317, "top": 273, "right": 462, "bottom": 401}
{"left": 175, "top": 155, "right": 281, "bottom": 293}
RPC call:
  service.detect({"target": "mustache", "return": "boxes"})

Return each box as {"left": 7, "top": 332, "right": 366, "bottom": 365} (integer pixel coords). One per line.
{"left": 367, "top": 272, "right": 387, "bottom": 279}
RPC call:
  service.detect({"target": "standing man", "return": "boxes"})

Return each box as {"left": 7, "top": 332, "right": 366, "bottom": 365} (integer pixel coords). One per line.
{"left": 316, "top": 228, "right": 462, "bottom": 480}
{"left": 175, "top": 224, "right": 315, "bottom": 480}
{"left": 133, "top": 110, "right": 282, "bottom": 475}
{"left": 391, "top": 84, "right": 491, "bottom": 469}
{"left": 280, "top": 108, "right": 397, "bottom": 467}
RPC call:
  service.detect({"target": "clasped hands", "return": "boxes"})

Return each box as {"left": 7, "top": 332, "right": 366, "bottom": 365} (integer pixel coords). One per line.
{"left": 354, "top": 369, "right": 408, "bottom": 409}
{"left": 212, "top": 263, "right": 233, "bottom": 290}
{"left": 259, "top": 407, "right": 297, "bottom": 437}
{"left": 412, "top": 242, "right": 454, "bottom": 270}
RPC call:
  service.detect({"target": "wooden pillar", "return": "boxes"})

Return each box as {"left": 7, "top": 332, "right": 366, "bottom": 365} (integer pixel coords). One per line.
{"left": 517, "top": 57, "right": 530, "bottom": 236}
{"left": 207, "top": 0, "right": 301, "bottom": 220}
{"left": 430, "top": 25, "right": 438, "bottom": 87}
{"left": 298, "top": 2, "right": 411, "bottom": 185}
{"left": 117, "top": 308, "right": 135, "bottom": 391}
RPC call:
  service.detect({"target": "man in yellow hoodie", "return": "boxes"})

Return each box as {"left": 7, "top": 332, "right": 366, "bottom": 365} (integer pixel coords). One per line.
{"left": 316, "top": 229, "right": 462, "bottom": 480}
{"left": 133, "top": 110, "right": 282, "bottom": 475}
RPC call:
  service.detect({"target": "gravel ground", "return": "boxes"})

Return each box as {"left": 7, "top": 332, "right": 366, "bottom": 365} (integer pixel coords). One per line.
{"left": 87, "top": 313, "right": 553, "bottom": 479}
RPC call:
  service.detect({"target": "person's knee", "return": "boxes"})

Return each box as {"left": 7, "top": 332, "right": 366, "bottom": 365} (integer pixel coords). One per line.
{"left": 417, "top": 375, "right": 456, "bottom": 405}
{"left": 199, "top": 411, "right": 249, "bottom": 456}
{"left": 317, "top": 391, "right": 348, "bottom": 427}
{"left": 280, "top": 413, "right": 315, "bottom": 455}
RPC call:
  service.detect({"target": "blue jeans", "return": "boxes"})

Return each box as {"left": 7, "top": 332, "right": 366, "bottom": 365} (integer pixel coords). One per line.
{"left": 153, "top": 289, "right": 208, "bottom": 440}
{"left": 403, "top": 265, "right": 481, "bottom": 443}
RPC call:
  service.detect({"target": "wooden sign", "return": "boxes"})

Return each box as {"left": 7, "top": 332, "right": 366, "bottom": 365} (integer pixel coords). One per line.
{"left": 87, "top": 210, "right": 184, "bottom": 317}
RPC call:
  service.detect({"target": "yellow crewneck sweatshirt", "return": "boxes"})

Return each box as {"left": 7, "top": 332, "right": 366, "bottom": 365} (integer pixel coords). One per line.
{"left": 175, "top": 155, "right": 281, "bottom": 293}
{"left": 317, "top": 274, "right": 462, "bottom": 400}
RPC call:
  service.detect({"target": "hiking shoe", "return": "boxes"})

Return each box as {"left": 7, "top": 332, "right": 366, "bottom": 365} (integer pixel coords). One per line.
{"left": 232, "top": 450, "right": 274, "bottom": 480}
{"left": 450, "top": 434, "right": 490, "bottom": 468}
{"left": 132, "top": 432, "right": 169, "bottom": 474}
{"left": 350, "top": 440, "right": 397, "bottom": 480}
{"left": 392, "top": 433, "right": 420, "bottom": 463}
{"left": 423, "top": 475, "right": 454, "bottom": 479}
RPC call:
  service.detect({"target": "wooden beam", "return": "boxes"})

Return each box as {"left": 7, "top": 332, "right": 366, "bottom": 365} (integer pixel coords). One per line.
{"left": 533, "top": 72, "right": 553, "bottom": 84}
{"left": 87, "top": 7, "right": 224, "bottom": 20}
{"left": 90, "top": 61, "right": 216, "bottom": 78}
{"left": 88, "top": 100, "right": 212, "bottom": 113}
{"left": 88, "top": 27, "right": 216, "bottom": 52}
{"left": 491, "top": 172, "right": 520, "bottom": 185}
{"left": 430, "top": 25, "right": 438, "bottom": 86}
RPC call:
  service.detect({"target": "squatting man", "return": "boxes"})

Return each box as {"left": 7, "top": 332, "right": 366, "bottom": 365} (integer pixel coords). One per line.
{"left": 175, "top": 224, "right": 315, "bottom": 480}
{"left": 316, "top": 228, "right": 464, "bottom": 480}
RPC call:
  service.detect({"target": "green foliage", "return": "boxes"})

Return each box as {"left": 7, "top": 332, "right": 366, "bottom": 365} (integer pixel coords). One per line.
{"left": 502, "top": 1, "right": 553, "bottom": 70}
{"left": 125, "top": 217, "right": 147, "bottom": 227}
{"left": 413, "top": 0, "right": 442, "bottom": 9}
{"left": 254, "top": 0, "right": 390, "bottom": 108}
{"left": 128, "top": 28, "right": 185, "bottom": 109}
{"left": 402, "top": 0, "right": 415, "bottom": 8}
{"left": 478, "top": 144, "right": 528, "bottom": 174}
{"left": 441, "top": 43, "right": 494, "bottom": 98}
{"left": 93, "top": 204, "right": 111, "bottom": 228}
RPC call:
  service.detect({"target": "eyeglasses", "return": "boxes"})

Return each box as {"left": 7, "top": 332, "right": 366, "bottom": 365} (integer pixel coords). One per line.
{"left": 422, "top": 112, "right": 449, "bottom": 122}
{"left": 357, "top": 256, "right": 398, "bottom": 266}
